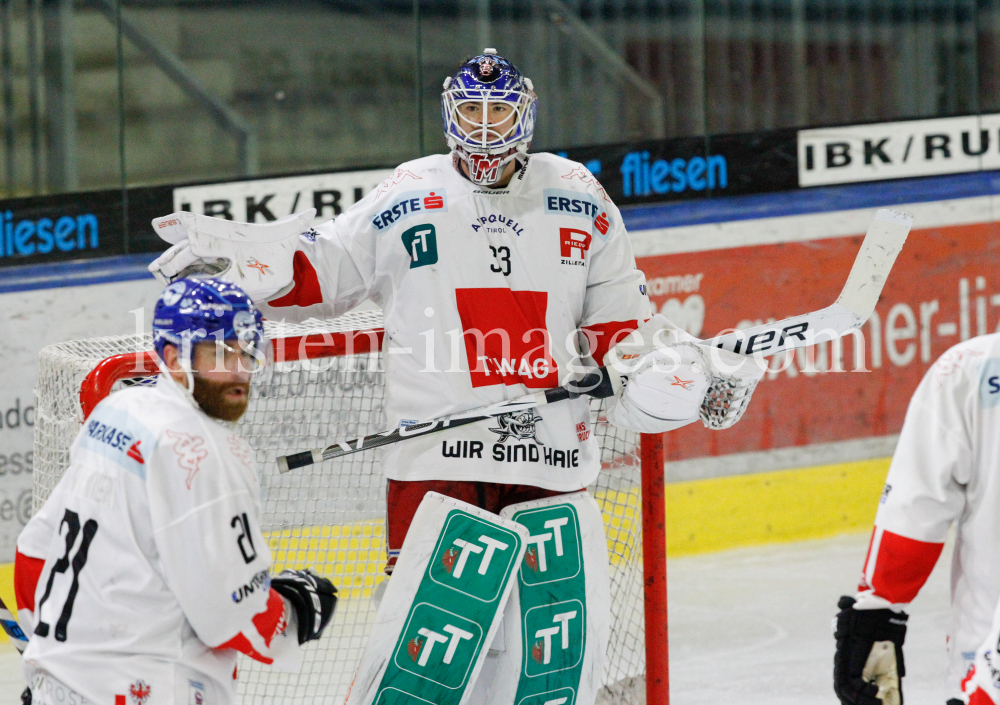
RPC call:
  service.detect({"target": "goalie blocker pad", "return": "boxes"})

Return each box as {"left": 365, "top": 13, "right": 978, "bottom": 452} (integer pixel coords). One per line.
{"left": 345, "top": 492, "right": 528, "bottom": 705}
{"left": 470, "top": 491, "right": 611, "bottom": 705}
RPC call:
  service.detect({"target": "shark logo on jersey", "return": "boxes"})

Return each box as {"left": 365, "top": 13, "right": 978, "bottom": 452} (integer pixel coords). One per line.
{"left": 164, "top": 430, "right": 208, "bottom": 489}
{"left": 489, "top": 411, "right": 544, "bottom": 443}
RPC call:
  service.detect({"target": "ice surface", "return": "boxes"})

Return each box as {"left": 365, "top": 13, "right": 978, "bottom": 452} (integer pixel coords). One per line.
{"left": 667, "top": 532, "right": 952, "bottom": 705}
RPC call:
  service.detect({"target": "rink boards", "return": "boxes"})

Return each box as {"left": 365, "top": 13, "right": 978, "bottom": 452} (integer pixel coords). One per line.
{"left": 3, "top": 168, "right": 1000, "bottom": 629}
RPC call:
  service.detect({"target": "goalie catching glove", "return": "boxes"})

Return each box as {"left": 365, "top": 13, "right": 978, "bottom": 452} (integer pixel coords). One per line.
{"left": 603, "top": 314, "right": 766, "bottom": 433}
{"left": 270, "top": 569, "right": 338, "bottom": 645}
{"left": 833, "top": 596, "right": 908, "bottom": 705}
{"left": 148, "top": 209, "right": 316, "bottom": 301}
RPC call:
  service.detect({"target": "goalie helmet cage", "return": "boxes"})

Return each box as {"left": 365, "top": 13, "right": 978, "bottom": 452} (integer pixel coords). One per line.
{"left": 32, "top": 310, "right": 669, "bottom": 705}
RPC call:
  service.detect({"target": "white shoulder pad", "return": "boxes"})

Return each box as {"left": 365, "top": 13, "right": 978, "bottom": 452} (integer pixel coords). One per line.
{"left": 150, "top": 209, "right": 316, "bottom": 300}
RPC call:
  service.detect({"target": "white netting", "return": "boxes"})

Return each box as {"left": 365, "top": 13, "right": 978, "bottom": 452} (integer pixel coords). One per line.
{"left": 33, "top": 309, "right": 646, "bottom": 704}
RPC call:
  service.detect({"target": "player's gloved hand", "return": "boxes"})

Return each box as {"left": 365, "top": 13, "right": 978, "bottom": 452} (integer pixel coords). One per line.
{"left": 603, "top": 314, "right": 766, "bottom": 433}
{"left": 833, "top": 595, "right": 908, "bottom": 705}
{"left": 147, "top": 209, "right": 315, "bottom": 301}
{"left": 271, "top": 569, "right": 338, "bottom": 644}
{"left": 148, "top": 239, "right": 229, "bottom": 285}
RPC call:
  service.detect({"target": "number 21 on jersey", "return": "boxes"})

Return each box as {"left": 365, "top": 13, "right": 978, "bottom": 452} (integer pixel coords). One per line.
{"left": 35, "top": 509, "right": 99, "bottom": 642}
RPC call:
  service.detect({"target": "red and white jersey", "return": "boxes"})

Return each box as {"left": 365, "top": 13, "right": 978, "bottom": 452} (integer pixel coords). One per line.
{"left": 855, "top": 333, "right": 1000, "bottom": 692}
{"left": 261, "top": 152, "right": 650, "bottom": 491}
{"left": 15, "top": 376, "right": 298, "bottom": 705}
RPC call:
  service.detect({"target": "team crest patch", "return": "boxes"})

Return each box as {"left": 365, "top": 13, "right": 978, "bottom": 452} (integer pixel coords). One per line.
{"left": 129, "top": 680, "right": 152, "bottom": 705}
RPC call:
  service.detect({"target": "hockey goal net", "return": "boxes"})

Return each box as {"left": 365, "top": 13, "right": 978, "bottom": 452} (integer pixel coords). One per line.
{"left": 33, "top": 310, "right": 668, "bottom": 705}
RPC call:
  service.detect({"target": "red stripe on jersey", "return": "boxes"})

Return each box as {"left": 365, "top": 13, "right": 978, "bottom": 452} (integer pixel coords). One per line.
{"left": 268, "top": 251, "right": 323, "bottom": 308}
{"left": 14, "top": 550, "right": 45, "bottom": 612}
{"left": 455, "top": 288, "right": 558, "bottom": 389}
{"left": 962, "top": 664, "right": 977, "bottom": 693}
{"left": 217, "top": 632, "right": 274, "bottom": 665}
{"left": 867, "top": 529, "right": 944, "bottom": 604}
{"left": 252, "top": 589, "right": 285, "bottom": 647}
{"left": 116, "top": 696, "right": 126, "bottom": 705}
{"left": 970, "top": 687, "right": 995, "bottom": 705}
{"left": 581, "top": 320, "right": 639, "bottom": 366}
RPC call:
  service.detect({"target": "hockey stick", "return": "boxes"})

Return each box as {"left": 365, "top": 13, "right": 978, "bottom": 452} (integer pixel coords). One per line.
{"left": 278, "top": 369, "right": 615, "bottom": 472}
{"left": 0, "top": 594, "right": 28, "bottom": 653}
{"left": 277, "top": 208, "right": 911, "bottom": 473}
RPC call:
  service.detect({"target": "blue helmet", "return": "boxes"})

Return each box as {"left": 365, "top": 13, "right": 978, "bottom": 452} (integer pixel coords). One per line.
{"left": 441, "top": 49, "right": 537, "bottom": 185}
{"left": 152, "top": 277, "right": 267, "bottom": 372}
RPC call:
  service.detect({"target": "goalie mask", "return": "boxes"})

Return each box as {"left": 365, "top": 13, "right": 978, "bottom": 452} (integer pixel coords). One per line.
{"left": 442, "top": 49, "right": 537, "bottom": 185}
{"left": 152, "top": 277, "right": 270, "bottom": 384}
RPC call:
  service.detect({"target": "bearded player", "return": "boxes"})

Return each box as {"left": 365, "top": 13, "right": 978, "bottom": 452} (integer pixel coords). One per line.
{"left": 148, "top": 51, "right": 765, "bottom": 705}
{"left": 833, "top": 333, "right": 1000, "bottom": 705}
{"left": 14, "top": 278, "right": 336, "bottom": 705}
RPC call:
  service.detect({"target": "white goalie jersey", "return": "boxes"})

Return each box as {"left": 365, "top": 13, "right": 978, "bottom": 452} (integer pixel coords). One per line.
{"left": 15, "top": 376, "right": 298, "bottom": 705}
{"left": 260, "top": 153, "right": 651, "bottom": 491}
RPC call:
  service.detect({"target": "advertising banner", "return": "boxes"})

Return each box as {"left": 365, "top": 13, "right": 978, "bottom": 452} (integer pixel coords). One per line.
{"left": 172, "top": 168, "right": 394, "bottom": 224}
{"left": 562, "top": 128, "right": 798, "bottom": 206}
{"left": 0, "top": 131, "right": 804, "bottom": 271}
{"left": 798, "top": 113, "right": 1000, "bottom": 186}
{"left": 638, "top": 198, "right": 1000, "bottom": 461}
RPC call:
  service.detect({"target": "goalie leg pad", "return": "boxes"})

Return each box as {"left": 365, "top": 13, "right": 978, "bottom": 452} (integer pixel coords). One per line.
{"left": 346, "top": 492, "right": 528, "bottom": 705}
{"left": 473, "top": 491, "right": 611, "bottom": 705}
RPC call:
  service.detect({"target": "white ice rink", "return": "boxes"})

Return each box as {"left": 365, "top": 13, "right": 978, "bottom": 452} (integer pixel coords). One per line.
{"left": 0, "top": 530, "right": 955, "bottom": 704}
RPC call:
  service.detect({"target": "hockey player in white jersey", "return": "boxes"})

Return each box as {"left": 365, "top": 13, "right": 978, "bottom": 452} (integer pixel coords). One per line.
{"left": 833, "top": 333, "right": 1000, "bottom": 705}
{"left": 148, "top": 50, "right": 765, "bottom": 705}
{"left": 14, "top": 277, "right": 337, "bottom": 705}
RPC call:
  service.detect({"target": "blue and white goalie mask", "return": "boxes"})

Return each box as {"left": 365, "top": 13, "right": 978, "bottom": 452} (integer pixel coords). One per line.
{"left": 152, "top": 277, "right": 271, "bottom": 382}
{"left": 441, "top": 49, "right": 537, "bottom": 185}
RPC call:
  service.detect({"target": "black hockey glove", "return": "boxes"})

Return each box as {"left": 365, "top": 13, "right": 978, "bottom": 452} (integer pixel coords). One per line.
{"left": 834, "top": 596, "right": 908, "bottom": 705}
{"left": 270, "top": 569, "right": 338, "bottom": 645}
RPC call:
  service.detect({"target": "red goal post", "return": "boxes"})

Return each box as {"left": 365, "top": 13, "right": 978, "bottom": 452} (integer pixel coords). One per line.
{"left": 35, "top": 311, "right": 668, "bottom": 705}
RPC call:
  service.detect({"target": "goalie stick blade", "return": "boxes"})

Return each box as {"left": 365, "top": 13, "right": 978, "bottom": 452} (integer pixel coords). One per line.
{"left": 710, "top": 208, "right": 911, "bottom": 358}
{"left": 834, "top": 208, "right": 912, "bottom": 321}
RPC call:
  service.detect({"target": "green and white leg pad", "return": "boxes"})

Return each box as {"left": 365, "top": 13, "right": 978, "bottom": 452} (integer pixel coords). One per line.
{"left": 346, "top": 492, "right": 529, "bottom": 705}
{"left": 471, "top": 491, "right": 612, "bottom": 705}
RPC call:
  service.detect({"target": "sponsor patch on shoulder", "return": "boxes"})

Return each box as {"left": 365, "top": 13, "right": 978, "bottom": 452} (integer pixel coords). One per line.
{"left": 371, "top": 189, "right": 447, "bottom": 231}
